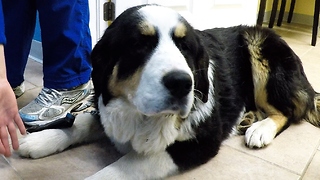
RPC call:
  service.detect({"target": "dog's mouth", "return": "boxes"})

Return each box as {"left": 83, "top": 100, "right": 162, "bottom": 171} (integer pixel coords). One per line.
{"left": 131, "top": 88, "right": 194, "bottom": 119}
{"left": 134, "top": 101, "right": 191, "bottom": 119}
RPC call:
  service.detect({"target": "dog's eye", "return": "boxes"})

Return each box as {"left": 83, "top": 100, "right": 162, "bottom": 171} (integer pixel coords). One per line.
{"left": 130, "top": 35, "right": 158, "bottom": 55}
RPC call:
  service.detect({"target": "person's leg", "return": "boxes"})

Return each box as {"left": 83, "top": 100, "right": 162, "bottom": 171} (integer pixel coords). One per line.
{"left": 2, "top": 0, "right": 37, "bottom": 88}
{"left": 19, "top": 0, "right": 92, "bottom": 124}
{"left": 37, "top": 0, "right": 92, "bottom": 89}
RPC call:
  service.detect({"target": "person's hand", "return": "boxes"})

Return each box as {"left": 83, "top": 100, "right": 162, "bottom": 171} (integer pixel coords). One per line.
{"left": 0, "top": 79, "right": 26, "bottom": 156}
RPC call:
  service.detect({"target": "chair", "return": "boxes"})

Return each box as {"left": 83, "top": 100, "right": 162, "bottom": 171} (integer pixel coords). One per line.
{"left": 256, "top": 0, "right": 284, "bottom": 28}
{"left": 257, "top": 0, "right": 320, "bottom": 46}
{"left": 311, "top": 0, "right": 320, "bottom": 46}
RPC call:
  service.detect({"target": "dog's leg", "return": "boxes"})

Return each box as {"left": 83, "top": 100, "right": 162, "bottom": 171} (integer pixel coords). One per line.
{"left": 245, "top": 114, "right": 287, "bottom": 148}
{"left": 86, "top": 151, "right": 178, "bottom": 180}
{"left": 18, "top": 113, "right": 103, "bottom": 158}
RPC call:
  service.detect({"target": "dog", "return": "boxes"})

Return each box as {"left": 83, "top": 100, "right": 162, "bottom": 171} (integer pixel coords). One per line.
{"left": 18, "top": 4, "right": 320, "bottom": 179}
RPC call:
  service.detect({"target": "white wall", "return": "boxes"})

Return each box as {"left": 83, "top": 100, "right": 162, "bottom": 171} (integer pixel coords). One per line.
{"left": 89, "top": 0, "right": 108, "bottom": 47}
{"left": 107, "top": 0, "right": 259, "bottom": 30}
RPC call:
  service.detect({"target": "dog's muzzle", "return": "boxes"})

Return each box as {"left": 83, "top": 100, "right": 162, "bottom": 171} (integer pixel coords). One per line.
{"left": 162, "top": 70, "right": 192, "bottom": 99}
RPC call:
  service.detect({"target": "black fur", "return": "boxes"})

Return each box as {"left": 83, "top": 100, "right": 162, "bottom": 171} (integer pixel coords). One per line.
{"left": 91, "top": 4, "right": 318, "bottom": 174}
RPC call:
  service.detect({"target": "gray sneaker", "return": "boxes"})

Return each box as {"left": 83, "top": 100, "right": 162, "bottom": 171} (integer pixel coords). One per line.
{"left": 20, "top": 82, "right": 92, "bottom": 125}
{"left": 13, "top": 82, "right": 25, "bottom": 98}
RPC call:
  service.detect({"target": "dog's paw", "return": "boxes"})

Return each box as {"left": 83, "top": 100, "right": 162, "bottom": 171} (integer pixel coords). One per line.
{"left": 18, "top": 129, "right": 69, "bottom": 159}
{"left": 245, "top": 118, "right": 277, "bottom": 148}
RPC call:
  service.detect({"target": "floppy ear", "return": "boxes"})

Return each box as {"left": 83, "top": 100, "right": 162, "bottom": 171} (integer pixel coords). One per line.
{"left": 194, "top": 42, "right": 210, "bottom": 103}
{"left": 91, "top": 29, "right": 119, "bottom": 106}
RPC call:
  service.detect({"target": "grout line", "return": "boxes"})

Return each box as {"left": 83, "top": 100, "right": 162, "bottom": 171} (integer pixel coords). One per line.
{"left": 223, "top": 144, "right": 302, "bottom": 177}
{"left": 2, "top": 156, "right": 23, "bottom": 180}
{"left": 299, "top": 140, "right": 320, "bottom": 179}
{"left": 299, "top": 46, "right": 314, "bottom": 58}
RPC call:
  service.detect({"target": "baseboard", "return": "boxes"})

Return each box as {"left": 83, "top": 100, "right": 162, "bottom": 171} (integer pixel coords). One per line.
{"left": 29, "top": 40, "right": 43, "bottom": 63}
{"left": 263, "top": 11, "right": 314, "bottom": 26}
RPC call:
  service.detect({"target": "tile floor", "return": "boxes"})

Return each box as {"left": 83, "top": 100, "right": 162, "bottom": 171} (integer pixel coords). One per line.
{"left": 1, "top": 23, "right": 320, "bottom": 180}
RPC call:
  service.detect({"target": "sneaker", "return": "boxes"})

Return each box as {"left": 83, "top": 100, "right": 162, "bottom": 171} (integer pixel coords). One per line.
{"left": 19, "top": 81, "right": 92, "bottom": 125}
{"left": 13, "top": 82, "right": 25, "bottom": 98}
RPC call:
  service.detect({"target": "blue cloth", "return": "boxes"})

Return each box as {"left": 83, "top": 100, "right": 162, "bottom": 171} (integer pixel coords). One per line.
{"left": 0, "top": 0, "right": 6, "bottom": 44}
{"left": 2, "top": 0, "right": 92, "bottom": 89}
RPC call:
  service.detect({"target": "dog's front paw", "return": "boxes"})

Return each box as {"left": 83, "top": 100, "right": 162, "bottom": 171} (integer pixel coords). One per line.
{"left": 245, "top": 118, "right": 277, "bottom": 148}
{"left": 18, "top": 129, "right": 70, "bottom": 159}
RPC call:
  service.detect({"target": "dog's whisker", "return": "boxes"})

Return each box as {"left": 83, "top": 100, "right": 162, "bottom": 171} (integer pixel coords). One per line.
{"left": 193, "top": 89, "right": 205, "bottom": 103}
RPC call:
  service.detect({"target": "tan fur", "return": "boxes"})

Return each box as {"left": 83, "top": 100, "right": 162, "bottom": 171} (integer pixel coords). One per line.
{"left": 108, "top": 64, "right": 143, "bottom": 98}
{"left": 245, "top": 31, "right": 289, "bottom": 134}
{"left": 138, "top": 21, "right": 156, "bottom": 36}
{"left": 174, "top": 22, "right": 187, "bottom": 38}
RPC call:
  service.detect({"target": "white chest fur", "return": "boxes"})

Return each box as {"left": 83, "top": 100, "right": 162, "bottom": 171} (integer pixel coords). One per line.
{"left": 98, "top": 97, "right": 183, "bottom": 155}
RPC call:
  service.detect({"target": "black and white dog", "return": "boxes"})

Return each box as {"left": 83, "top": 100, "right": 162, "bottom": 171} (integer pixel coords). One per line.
{"left": 18, "top": 4, "right": 320, "bottom": 179}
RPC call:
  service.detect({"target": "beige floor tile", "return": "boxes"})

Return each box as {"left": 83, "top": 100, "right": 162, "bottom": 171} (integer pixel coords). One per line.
{"left": 0, "top": 156, "right": 21, "bottom": 180}
{"left": 169, "top": 145, "right": 300, "bottom": 180}
{"left": 302, "top": 150, "right": 320, "bottom": 180}
{"left": 223, "top": 121, "right": 320, "bottom": 175}
{"left": 304, "top": 46, "right": 320, "bottom": 57}
{"left": 16, "top": 87, "right": 42, "bottom": 109}
{"left": 8, "top": 139, "right": 122, "bottom": 180}
{"left": 301, "top": 56, "right": 320, "bottom": 91}
{"left": 24, "top": 59, "right": 43, "bottom": 87}
{"left": 23, "top": 81, "right": 37, "bottom": 92}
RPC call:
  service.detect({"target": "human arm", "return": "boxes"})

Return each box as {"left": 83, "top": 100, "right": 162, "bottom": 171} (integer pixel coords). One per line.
{"left": 0, "top": 44, "right": 26, "bottom": 157}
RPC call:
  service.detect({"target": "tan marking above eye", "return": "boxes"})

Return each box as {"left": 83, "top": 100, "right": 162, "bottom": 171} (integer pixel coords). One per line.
{"left": 174, "top": 22, "right": 187, "bottom": 38}
{"left": 138, "top": 21, "right": 156, "bottom": 36}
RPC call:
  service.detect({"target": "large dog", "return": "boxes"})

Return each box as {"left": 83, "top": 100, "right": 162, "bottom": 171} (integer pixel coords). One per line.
{"left": 18, "top": 4, "right": 320, "bottom": 179}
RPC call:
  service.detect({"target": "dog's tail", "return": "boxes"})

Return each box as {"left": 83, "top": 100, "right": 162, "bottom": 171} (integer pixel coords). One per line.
{"left": 305, "top": 93, "right": 320, "bottom": 127}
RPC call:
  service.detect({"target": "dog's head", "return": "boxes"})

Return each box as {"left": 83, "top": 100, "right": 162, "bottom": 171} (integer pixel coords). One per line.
{"left": 91, "top": 5, "right": 209, "bottom": 119}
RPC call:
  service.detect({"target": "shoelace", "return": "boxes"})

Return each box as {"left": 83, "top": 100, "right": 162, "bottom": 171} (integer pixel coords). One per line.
{"left": 36, "top": 88, "right": 62, "bottom": 107}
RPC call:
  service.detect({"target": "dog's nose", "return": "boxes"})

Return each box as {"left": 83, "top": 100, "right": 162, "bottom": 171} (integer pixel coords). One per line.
{"left": 162, "top": 71, "right": 192, "bottom": 98}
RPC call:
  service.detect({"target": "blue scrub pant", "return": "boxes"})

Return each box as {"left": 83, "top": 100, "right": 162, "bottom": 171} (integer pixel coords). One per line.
{"left": 2, "top": 0, "right": 92, "bottom": 89}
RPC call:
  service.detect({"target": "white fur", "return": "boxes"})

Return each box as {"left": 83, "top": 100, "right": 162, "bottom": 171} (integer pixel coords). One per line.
{"left": 85, "top": 151, "right": 178, "bottom": 180}
{"left": 99, "top": 97, "right": 181, "bottom": 155}
{"left": 131, "top": 6, "right": 194, "bottom": 118}
{"left": 18, "top": 113, "right": 103, "bottom": 158}
{"left": 245, "top": 117, "right": 278, "bottom": 148}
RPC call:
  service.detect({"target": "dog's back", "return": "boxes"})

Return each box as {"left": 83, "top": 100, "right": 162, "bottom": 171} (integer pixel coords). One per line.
{"left": 199, "top": 26, "right": 320, "bottom": 137}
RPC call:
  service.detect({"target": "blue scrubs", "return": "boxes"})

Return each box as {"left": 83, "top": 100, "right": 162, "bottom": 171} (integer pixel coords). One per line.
{"left": 2, "top": 0, "right": 92, "bottom": 89}
{"left": 0, "top": 0, "right": 5, "bottom": 45}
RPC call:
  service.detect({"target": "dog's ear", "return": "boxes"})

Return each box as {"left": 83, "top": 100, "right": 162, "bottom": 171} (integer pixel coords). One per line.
{"left": 91, "top": 29, "right": 119, "bottom": 105}
{"left": 194, "top": 42, "right": 210, "bottom": 103}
